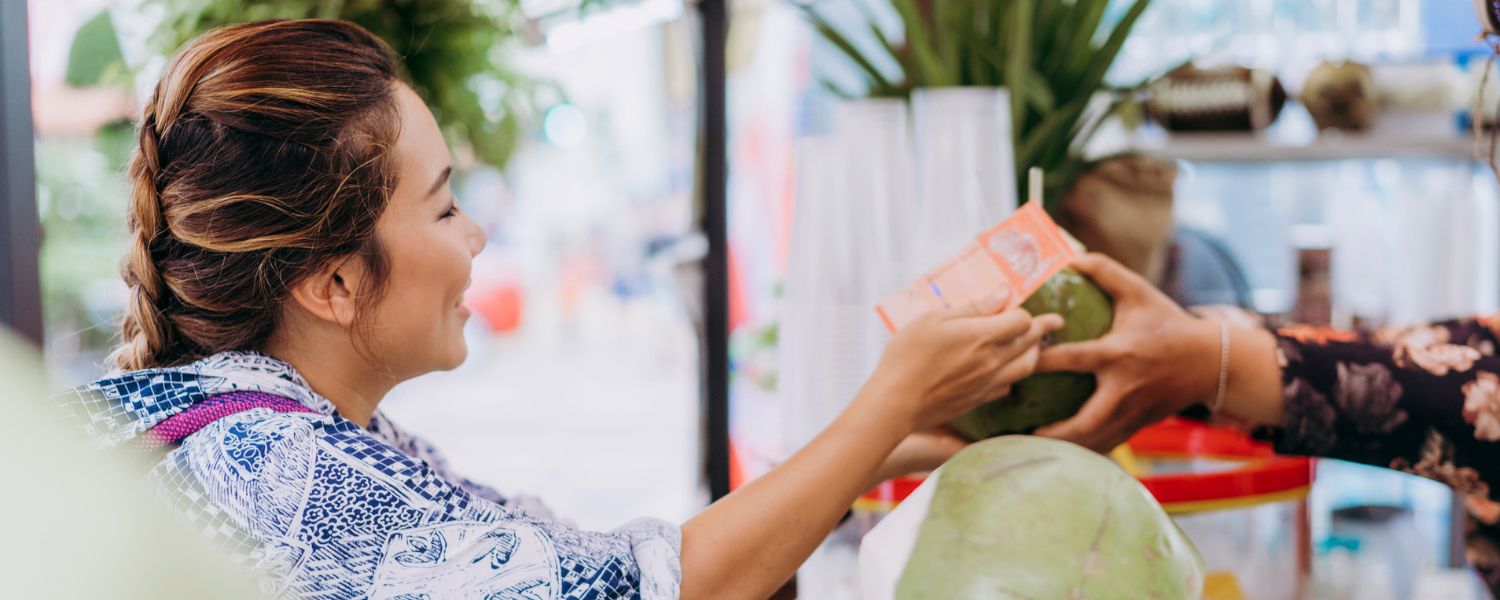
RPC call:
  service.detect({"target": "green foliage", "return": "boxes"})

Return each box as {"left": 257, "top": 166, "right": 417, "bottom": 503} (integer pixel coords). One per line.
{"left": 730, "top": 320, "right": 781, "bottom": 392}
{"left": 802, "top": 0, "right": 1154, "bottom": 212}
{"left": 48, "top": 0, "right": 553, "bottom": 359}
{"left": 65, "top": 10, "right": 128, "bottom": 88}
{"left": 35, "top": 137, "right": 133, "bottom": 357}
{"left": 145, "top": 0, "right": 552, "bottom": 169}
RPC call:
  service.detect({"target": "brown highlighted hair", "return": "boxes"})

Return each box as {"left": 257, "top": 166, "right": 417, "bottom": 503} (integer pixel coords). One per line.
{"left": 113, "top": 19, "right": 402, "bottom": 370}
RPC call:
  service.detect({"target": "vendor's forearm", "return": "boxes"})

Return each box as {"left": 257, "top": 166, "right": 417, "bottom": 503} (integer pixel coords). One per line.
{"left": 678, "top": 379, "right": 910, "bottom": 600}
{"left": 1219, "top": 327, "right": 1287, "bottom": 426}
{"left": 1264, "top": 317, "right": 1500, "bottom": 499}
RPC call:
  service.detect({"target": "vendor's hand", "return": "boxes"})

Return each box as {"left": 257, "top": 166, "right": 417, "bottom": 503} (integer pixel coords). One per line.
{"left": 1032, "top": 253, "right": 1221, "bottom": 452}
{"left": 866, "top": 289, "right": 1064, "bottom": 434}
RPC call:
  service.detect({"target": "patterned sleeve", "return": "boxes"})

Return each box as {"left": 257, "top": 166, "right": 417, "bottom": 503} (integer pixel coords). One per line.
{"left": 164, "top": 411, "right": 681, "bottom": 598}
{"left": 1272, "top": 316, "right": 1500, "bottom": 500}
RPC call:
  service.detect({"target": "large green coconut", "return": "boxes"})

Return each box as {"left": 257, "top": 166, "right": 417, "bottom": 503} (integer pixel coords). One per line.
{"left": 896, "top": 436, "right": 1204, "bottom": 599}
{"left": 948, "top": 268, "right": 1113, "bottom": 440}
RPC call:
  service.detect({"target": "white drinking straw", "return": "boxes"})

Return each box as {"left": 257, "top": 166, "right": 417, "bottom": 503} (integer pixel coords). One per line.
{"left": 1028, "top": 166, "right": 1043, "bottom": 205}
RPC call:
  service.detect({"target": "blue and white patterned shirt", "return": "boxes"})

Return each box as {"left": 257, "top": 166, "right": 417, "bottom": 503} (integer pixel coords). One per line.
{"left": 57, "top": 351, "right": 681, "bottom": 599}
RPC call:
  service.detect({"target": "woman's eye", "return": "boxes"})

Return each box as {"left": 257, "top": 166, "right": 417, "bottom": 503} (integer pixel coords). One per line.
{"left": 441, "top": 202, "right": 458, "bottom": 219}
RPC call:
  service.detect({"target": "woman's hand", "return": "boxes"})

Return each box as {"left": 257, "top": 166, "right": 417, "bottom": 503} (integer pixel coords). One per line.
{"left": 863, "top": 288, "right": 1064, "bottom": 434}
{"left": 1030, "top": 253, "right": 1225, "bottom": 452}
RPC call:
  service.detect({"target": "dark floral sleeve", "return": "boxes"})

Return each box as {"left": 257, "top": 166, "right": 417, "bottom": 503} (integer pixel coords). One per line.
{"left": 1273, "top": 316, "right": 1500, "bottom": 500}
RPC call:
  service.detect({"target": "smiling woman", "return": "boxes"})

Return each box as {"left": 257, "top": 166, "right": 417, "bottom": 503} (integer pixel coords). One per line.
{"left": 57, "top": 17, "right": 1062, "bottom": 600}
{"left": 263, "top": 85, "right": 486, "bottom": 426}
{"left": 67, "top": 20, "right": 682, "bottom": 598}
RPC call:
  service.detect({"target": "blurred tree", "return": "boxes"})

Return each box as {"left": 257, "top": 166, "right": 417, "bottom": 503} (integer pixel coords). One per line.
{"left": 143, "top": 0, "right": 552, "bottom": 169}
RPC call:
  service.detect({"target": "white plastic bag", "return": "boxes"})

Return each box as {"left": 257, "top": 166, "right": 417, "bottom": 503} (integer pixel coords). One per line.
{"left": 856, "top": 468, "right": 941, "bottom": 600}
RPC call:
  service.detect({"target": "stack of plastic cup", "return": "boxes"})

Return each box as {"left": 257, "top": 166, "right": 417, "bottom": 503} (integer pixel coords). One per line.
{"left": 911, "top": 87, "right": 1019, "bottom": 267}
{"left": 833, "top": 98, "right": 922, "bottom": 397}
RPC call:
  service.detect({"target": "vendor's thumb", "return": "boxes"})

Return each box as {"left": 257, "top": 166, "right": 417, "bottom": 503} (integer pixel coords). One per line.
{"left": 1038, "top": 390, "right": 1122, "bottom": 450}
{"left": 1069, "top": 253, "right": 1143, "bottom": 301}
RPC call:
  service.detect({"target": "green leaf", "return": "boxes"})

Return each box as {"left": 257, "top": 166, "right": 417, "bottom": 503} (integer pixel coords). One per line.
{"left": 1033, "top": 0, "right": 1062, "bottom": 62}
{"left": 1021, "top": 65, "right": 1055, "bottom": 113}
{"left": 892, "top": 0, "right": 953, "bottom": 86}
{"left": 802, "top": 6, "right": 895, "bottom": 93}
{"left": 66, "top": 10, "right": 125, "bottom": 87}
{"left": 1070, "top": 92, "right": 1133, "bottom": 153}
{"left": 1055, "top": 0, "right": 1111, "bottom": 81}
{"left": 821, "top": 78, "right": 859, "bottom": 100}
{"left": 1002, "top": 0, "right": 1035, "bottom": 135}
{"left": 858, "top": 4, "right": 903, "bottom": 63}
{"left": 851, "top": 0, "right": 917, "bottom": 90}
{"left": 140, "top": 0, "right": 543, "bottom": 168}
{"left": 1073, "top": 0, "right": 1152, "bottom": 99}
{"left": 957, "top": 20, "right": 1002, "bottom": 85}
{"left": 933, "top": 0, "right": 960, "bottom": 80}
{"left": 1016, "top": 92, "right": 1091, "bottom": 170}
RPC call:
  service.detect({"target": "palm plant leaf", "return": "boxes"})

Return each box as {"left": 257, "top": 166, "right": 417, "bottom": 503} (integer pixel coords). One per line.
{"left": 933, "top": 0, "right": 962, "bottom": 81}
{"left": 802, "top": 5, "right": 897, "bottom": 94}
{"left": 1016, "top": 92, "right": 1092, "bottom": 172}
{"left": 854, "top": 1, "right": 919, "bottom": 95}
{"left": 1053, "top": 0, "right": 1111, "bottom": 82}
{"left": 1032, "top": 0, "right": 1064, "bottom": 69}
{"left": 1069, "top": 0, "right": 1151, "bottom": 103}
{"left": 802, "top": 0, "right": 1161, "bottom": 210}
{"left": 891, "top": 0, "right": 954, "bottom": 86}
{"left": 1001, "top": 0, "right": 1035, "bottom": 132}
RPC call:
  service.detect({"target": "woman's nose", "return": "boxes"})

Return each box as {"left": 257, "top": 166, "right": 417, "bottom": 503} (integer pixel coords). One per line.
{"left": 465, "top": 214, "right": 487, "bottom": 256}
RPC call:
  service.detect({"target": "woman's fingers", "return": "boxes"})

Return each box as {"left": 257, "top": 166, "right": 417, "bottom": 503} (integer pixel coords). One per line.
{"left": 942, "top": 287, "right": 1012, "bottom": 320}
{"left": 992, "top": 318, "right": 1057, "bottom": 361}
{"left": 1035, "top": 340, "right": 1114, "bottom": 373}
{"left": 964, "top": 308, "right": 1035, "bottom": 344}
{"left": 991, "top": 345, "right": 1039, "bottom": 388}
{"left": 1029, "top": 313, "right": 1066, "bottom": 339}
{"left": 978, "top": 325, "right": 1053, "bottom": 400}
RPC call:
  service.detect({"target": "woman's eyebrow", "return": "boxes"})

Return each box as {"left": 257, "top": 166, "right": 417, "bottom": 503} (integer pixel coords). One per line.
{"left": 427, "top": 166, "right": 453, "bottom": 197}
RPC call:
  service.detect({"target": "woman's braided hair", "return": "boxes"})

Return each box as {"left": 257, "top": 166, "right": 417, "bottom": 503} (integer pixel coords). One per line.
{"left": 113, "top": 19, "right": 402, "bottom": 370}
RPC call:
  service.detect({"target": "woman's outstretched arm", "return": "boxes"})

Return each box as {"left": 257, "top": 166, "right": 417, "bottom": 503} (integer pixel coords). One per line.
{"left": 680, "top": 292, "right": 1061, "bottom": 599}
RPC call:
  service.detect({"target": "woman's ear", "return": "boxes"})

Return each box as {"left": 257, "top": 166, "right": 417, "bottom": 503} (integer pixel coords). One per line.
{"left": 287, "top": 258, "right": 365, "bottom": 328}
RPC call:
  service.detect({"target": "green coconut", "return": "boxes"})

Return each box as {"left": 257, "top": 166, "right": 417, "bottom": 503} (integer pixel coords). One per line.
{"left": 895, "top": 436, "right": 1204, "bottom": 599}
{"left": 948, "top": 268, "right": 1113, "bottom": 440}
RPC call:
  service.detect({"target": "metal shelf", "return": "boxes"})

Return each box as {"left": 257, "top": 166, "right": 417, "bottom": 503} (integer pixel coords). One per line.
{"left": 1131, "top": 109, "right": 1482, "bottom": 164}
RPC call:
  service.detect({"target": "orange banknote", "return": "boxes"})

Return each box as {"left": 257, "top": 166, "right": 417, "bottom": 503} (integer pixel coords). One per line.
{"left": 876, "top": 202, "right": 1077, "bottom": 332}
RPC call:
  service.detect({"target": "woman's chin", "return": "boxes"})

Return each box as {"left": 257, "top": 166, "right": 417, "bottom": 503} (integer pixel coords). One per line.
{"left": 441, "top": 342, "right": 469, "bottom": 371}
